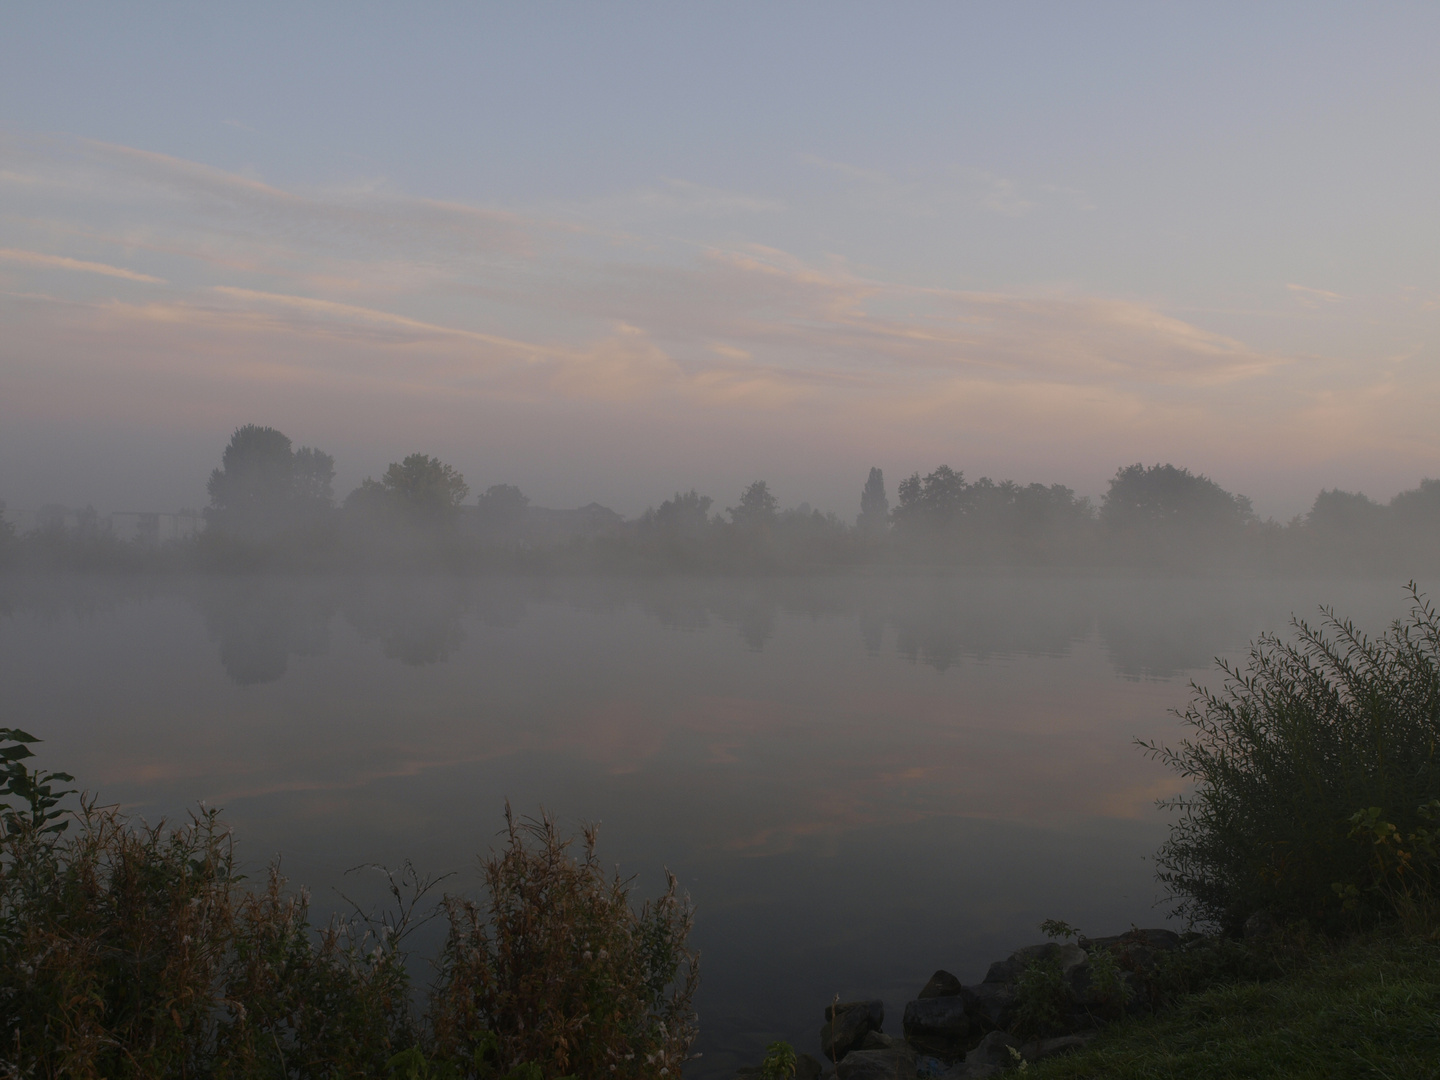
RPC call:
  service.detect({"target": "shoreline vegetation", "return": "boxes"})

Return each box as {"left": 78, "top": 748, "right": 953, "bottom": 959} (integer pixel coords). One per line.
{"left": 4, "top": 425, "right": 1440, "bottom": 577}
{"left": 5, "top": 590, "right": 1440, "bottom": 1076}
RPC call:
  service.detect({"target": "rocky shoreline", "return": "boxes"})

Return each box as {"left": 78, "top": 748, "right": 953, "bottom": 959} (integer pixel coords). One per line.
{"left": 738, "top": 927, "right": 1186, "bottom": 1080}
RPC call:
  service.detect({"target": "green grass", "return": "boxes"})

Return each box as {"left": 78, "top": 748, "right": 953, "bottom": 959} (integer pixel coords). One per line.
{"left": 1029, "top": 930, "right": 1440, "bottom": 1079}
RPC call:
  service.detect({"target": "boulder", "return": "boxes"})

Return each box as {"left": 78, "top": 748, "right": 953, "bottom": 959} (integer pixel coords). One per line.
{"left": 1079, "top": 928, "right": 1181, "bottom": 969}
{"left": 902, "top": 995, "right": 971, "bottom": 1058}
{"left": 918, "top": 969, "right": 964, "bottom": 999}
{"left": 860, "top": 1031, "right": 895, "bottom": 1051}
{"left": 965, "top": 1031, "right": 1022, "bottom": 1070}
{"left": 959, "top": 981, "right": 1016, "bottom": 1032}
{"left": 982, "top": 942, "right": 1086, "bottom": 985}
{"left": 835, "top": 1046, "right": 915, "bottom": 1080}
{"left": 821, "top": 999, "right": 885, "bottom": 1062}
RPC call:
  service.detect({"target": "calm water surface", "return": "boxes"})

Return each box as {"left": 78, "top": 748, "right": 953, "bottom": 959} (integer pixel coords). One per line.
{"left": 0, "top": 573, "right": 1419, "bottom": 1075}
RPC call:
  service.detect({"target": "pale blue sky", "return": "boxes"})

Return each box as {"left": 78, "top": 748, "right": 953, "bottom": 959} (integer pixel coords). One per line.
{"left": 2, "top": 3, "right": 1438, "bottom": 516}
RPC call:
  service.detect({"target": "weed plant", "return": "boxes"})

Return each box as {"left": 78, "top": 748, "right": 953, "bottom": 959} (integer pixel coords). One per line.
{"left": 1141, "top": 583, "right": 1440, "bottom": 932}
{"left": 0, "top": 733, "right": 696, "bottom": 1080}
{"left": 428, "top": 807, "right": 698, "bottom": 1079}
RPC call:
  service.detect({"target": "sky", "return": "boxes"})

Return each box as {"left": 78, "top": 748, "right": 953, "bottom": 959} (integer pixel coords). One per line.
{"left": 2, "top": 2, "right": 1438, "bottom": 520}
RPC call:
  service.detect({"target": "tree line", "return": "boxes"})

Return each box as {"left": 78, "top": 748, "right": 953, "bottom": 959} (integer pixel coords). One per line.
{"left": 2, "top": 423, "right": 1438, "bottom": 573}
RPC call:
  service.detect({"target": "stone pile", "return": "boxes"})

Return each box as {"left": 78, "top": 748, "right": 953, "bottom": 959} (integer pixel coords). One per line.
{"left": 740, "top": 927, "right": 1184, "bottom": 1080}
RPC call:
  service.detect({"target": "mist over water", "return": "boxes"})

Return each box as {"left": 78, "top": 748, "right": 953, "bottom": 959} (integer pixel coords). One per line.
{"left": 0, "top": 571, "right": 1421, "bottom": 1075}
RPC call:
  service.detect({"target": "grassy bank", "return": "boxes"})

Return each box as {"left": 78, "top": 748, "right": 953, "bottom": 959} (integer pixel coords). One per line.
{"left": 1025, "top": 927, "right": 1440, "bottom": 1079}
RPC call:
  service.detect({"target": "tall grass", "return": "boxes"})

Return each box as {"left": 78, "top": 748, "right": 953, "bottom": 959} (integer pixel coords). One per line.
{"left": 429, "top": 809, "right": 698, "bottom": 1079}
{"left": 1143, "top": 583, "right": 1440, "bottom": 932}
{"left": 0, "top": 733, "right": 696, "bottom": 1079}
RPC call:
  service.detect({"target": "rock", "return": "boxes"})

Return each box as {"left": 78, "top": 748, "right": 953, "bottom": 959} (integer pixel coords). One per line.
{"left": 959, "top": 981, "right": 1016, "bottom": 1031}
{"left": 965, "top": 1031, "right": 1022, "bottom": 1070}
{"left": 860, "top": 1031, "right": 895, "bottom": 1051}
{"left": 1019, "top": 1033, "right": 1093, "bottom": 1062}
{"left": 821, "top": 999, "right": 885, "bottom": 1062}
{"left": 902, "top": 995, "right": 971, "bottom": 1057}
{"left": 835, "top": 1046, "right": 915, "bottom": 1080}
{"left": 982, "top": 942, "right": 1085, "bottom": 985}
{"left": 1079, "top": 928, "right": 1181, "bottom": 954}
{"left": 918, "top": 969, "right": 964, "bottom": 999}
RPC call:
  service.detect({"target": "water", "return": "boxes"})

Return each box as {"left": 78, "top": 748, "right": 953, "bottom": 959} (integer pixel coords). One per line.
{"left": 0, "top": 573, "right": 1419, "bottom": 1075}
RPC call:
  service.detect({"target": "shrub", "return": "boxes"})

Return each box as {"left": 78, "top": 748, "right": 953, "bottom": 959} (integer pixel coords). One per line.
{"left": 0, "top": 733, "right": 698, "bottom": 1079}
{"left": 1142, "top": 584, "right": 1440, "bottom": 932}
{"left": 761, "top": 1041, "right": 798, "bottom": 1080}
{"left": 1012, "top": 951, "right": 1070, "bottom": 1039}
{"left": 429, "top": 807, "right": 698, "bottom": 1079}
{"left": 0, "top": 793, "right": 418, "bottom": 1079}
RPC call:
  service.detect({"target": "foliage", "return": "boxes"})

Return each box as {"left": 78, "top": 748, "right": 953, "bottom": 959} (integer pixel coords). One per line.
{"left": 429, "top": 807, "right": 698, "bottom": 1079}
{"left": 857, "top": 467, "right": 888, "bottom": 535}
{"left": 0, "top": 790, "right": 419, "bottom": 1078}
{"left": 205, "top": 425, "right": 337, "bottom": 541}
{"left": 1081, "top": 944, "right": 1133, "bottom": 1020}
{"left": 641, "top": 491, "right": 713, "bottom": 540}
{"left": 1142, "top": 583, "right": 1440, "bottom": 932}
{"left": 1338, "top": 800, "right": 1440, "bottom": 928}
{"left": 0, "top": 734, "right": 695, "bottom": 1080}
{"left": 729, "top": 481, "right": 778, "bottom": 528}
{"left": 1039, "top": 918, "right": 1079, "bottom": 940}
{"left": 760, "top": 1040, "right": 798, "bottom": 1080}
{"left": 475, "top": 484, "right": 531, "bottom": 536}
{"left": 381, "top": 454, "right": 471, "bottom": 523}
{"left": 291, "top": 446, "right": 338, "bottom": 509}
{"left": 1101, "top": 463, "right": 1254, "bottom": 534}
{"left": 0, "top": 728, "right": 74, "bottom": 836}
{"left": 1024, "top": 928, "right": 1440, "bottom": 1080}
{"left": 893, "top": 465, "right": 968, "bottom": 532}
{"left": 1012, "top": 951, "right": 1070, "bottom": 1039}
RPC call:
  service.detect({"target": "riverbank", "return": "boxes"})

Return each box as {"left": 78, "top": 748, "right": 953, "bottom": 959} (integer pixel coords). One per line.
{"left": 1027, "top": 925, "right": 1440, "bottom": 1080}
{"left": 758, "top": 923, "right": 1440, "bottom": 1079}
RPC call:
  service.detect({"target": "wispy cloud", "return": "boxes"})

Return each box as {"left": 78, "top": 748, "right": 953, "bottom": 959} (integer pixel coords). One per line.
{"left": 1286, "top": 282, "right": 1347, "bottom": 308}
{"left": 4, "top": 132, "right": 1435, "bottom": 514}
{"left": 0, "top": 247, "right": 166, "bottom": 283}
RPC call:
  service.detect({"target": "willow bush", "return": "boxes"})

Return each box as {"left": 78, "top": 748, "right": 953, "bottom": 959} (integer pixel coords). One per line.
{"left": 1143, "top": 584, "right": 1440, "bottom": 932}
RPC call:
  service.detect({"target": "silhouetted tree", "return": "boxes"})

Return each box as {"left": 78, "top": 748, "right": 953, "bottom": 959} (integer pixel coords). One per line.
{"left": 475, "top": 483, "right": 530, "bottom": 532}
{"left": 729, "top": 481, "right": 778, "bottom": 528}
{"left": 1306, "top": 488, "right": 1385, "bottom": 534}
{"left": 1391, "top": 479, "right": 1440, "bottom": 530}
{"left": 892, "top": 465, "right": 969, "bottom": 534}
{"left": 292, "top": 446, "right": 337, "bottom": 510}
{"left": 205, "top": 426, "right": 295, "bottom": 539}
{"left": 380, "top": 454, "right": 470, "bottom": 524}
{"left": 1100, "top": 463, "right": 1253, "bottom": 534}
{"left": 641, "top": 491, "right": 714, "bottom": 539}
{"left": 0, "top": 501, "right": 14, "bottom": 563}
{"left": 205, "top": 425, "right": 337, "bottom": 540}
{"left": 858, "top": 467, "right": 889, "bottom": 536}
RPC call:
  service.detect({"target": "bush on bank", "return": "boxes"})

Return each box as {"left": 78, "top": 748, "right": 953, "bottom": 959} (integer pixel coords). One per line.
{"left": 1142, "top": 582, "right": 1440, "bottom": 933}
{"left": 0, "top": 731, "right": 697, "bottom": 1080}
